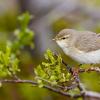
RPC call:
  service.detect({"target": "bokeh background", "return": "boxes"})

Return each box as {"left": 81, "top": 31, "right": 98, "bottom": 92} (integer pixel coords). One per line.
{"left": 0, "top": 0, "right": 100, "bottom": 100}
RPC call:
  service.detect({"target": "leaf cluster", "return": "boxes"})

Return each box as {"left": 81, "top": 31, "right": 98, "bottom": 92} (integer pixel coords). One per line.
{"left": 12, "top": 12, "right": 34, "bottom": 51}
{"left": 0, "top": 46, "right": 19, "bottom": 77}
{"left": 35, "top": 49, "right": 71, "bottom": 87}
{"left": 0, "top": 12, "right": 34, "bottom": 78}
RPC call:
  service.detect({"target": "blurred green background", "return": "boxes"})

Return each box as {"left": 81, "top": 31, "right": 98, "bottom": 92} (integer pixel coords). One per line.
{"left": 0, "top": 0, "right": 100, "bottom": 100}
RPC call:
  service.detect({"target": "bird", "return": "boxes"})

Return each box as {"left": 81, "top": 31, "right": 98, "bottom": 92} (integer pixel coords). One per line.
{"left": 53, "top": 29, "right": 100, "bottom": 64}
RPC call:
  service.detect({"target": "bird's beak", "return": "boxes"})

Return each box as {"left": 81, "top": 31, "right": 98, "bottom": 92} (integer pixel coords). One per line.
{"left": 52, "top": 38, "right": 55, "bottom": 41}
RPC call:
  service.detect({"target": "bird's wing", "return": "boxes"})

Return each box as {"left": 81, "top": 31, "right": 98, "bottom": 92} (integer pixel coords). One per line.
{"left": 74, "top": 32, "right": 100, "bottom": 52}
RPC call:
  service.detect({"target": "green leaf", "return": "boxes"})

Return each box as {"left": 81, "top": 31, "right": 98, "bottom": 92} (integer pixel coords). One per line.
{"left": 11, "top": 12, "right": 35, "bottom": 52}
{"left": 0, "top": 82, "right": 2, "bottom": 87}
{"left": 35, "top": 49, "right": 71, "bottom": 87}
{"left": 18, "top": 12, "right": 32, "bottom": 30}
{"left": 0, "top": 46, "right": 20, "bottom": 77}
{"left": 37, "top": 80, "right": 44, "bottom": 88}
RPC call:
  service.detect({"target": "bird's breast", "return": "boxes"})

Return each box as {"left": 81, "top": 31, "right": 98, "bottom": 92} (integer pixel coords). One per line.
{"left": 63, "top": 47, "right": 100, "bottom": 64}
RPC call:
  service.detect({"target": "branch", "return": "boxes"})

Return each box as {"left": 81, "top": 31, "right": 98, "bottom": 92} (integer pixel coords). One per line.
{"left": 0, "top": 79, "right": 100, "bottom": 99}
{"left": 62, "top": 60, "right": 71, "bottom": 72}
{"left": 57, "top": 58, "right": 100, "bottom": 99}
{"left": 0, "top": 53, "right": 100, "bottom": 99}
{"left": 0, "top": 79, "right": 37, "bottom": 85}
{"left": 79, "top": 67, "right": 100, "bottom": 73}
{"left": 85, "top": 91, "right": 100, "bottom": 99}
{"left": 0, "top": 79, "right": 73, "bottom": 97}
{"left": 70, "top": 68, "right": 86, "bottom": 98}
{"left": 73, "top": 91, "right": 100, "bottom": 99}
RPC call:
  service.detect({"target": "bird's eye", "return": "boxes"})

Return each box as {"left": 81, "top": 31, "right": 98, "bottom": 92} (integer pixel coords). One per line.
{"left": 62, "top": 37, "right": 66, "bottom": 39}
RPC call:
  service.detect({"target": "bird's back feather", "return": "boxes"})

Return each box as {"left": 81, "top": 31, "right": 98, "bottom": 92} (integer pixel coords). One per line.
{"left": 74, "top": 31, "right": 100, "bottom": 52}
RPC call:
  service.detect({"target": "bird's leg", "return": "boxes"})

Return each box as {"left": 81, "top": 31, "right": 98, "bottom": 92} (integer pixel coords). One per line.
{"left": 78, "top": 64, "right": 92, "bottom": 72}
{"left": 70, "top": 64, "right": 83, "bottom": 80}
{"left": 71, "top": 67, "right": 79, "bottom": 77}
{"left": 78, "top": 64, "right": 98, "bottom": 72}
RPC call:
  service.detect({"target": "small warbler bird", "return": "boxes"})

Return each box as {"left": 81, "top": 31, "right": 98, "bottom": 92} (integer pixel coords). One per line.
{"left": 53, "top": 29, "right": 100, "bottom": 64}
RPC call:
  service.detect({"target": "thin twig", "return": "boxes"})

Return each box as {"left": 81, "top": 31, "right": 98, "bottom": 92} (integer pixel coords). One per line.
{"left": 62, "top": 60, "right": 72, "bottom": 72}
{"left": 7, "top": 66, "right": 20, "bottom": 80}
{"left": 70, "top": 68, "right": 86, "bottom": 100}
{"left": 0, "top": 79, "right": 74, "bottom": 97}
{"left": 37, "top": 76, "right": 78, "bottom": 91}
{"left": 79, "top": 67, "right": 100, "bottom": 73}
{"left": 0, "top": 79, "right": 100, "bottom": 99}
{"left": 61, "top": 61, "right": 86, "bottom": 99}
{"left": 1, "top": 53, "right": 99, "bottom": 99}
{"left": 57, "top": 57, "right": 100, "bottom": 100}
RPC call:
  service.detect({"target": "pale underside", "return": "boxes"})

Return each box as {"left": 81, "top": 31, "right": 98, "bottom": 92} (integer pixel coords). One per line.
{"left": 68, "top": 48, "right": 100, "bottom": 64}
